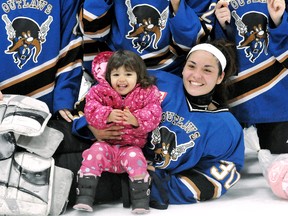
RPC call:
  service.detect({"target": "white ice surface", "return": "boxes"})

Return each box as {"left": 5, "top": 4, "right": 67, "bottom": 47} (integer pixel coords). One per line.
{"left": 65, "top": 148, "right": 287, "bottom": 216}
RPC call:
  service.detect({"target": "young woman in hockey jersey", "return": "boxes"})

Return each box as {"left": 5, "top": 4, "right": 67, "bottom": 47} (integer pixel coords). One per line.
{"left": 78, "top": 0, "right": 217, "bottom": 75}
{"left": 142, "top": 39, "right": 245, "bottom": 208}
{"left": 214, "top": 0, "right": 288, "bottom": 154}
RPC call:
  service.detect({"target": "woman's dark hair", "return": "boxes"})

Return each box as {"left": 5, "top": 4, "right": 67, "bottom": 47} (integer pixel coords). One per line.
{"left": 105, "top": 50, "right": 156, "bottom": 88}
{"left": 209, "top": 39, "right": 238, "bottom": 106}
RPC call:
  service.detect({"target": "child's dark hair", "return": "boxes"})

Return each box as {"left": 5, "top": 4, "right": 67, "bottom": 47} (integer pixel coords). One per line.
{"left": 105, "top": 50, "right": 156, "bottom": 88}
{"left": 210, "top": 39, "right": 238, "bottom": 106}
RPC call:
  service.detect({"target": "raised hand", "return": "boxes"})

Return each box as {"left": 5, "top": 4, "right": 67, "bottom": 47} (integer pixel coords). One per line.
{"left": 170, "top": 0, "right": 180, "bottom": 14}
{"left": 267, "top": 0, "right": 286, "bottom": 26}
{"left": 215, "top": 0, "right": 231, "bottom": 29}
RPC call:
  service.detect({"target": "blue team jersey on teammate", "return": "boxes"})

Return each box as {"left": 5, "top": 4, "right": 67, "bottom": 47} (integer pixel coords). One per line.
{"left": 0, "top": 1, "right": 83, "bottom": 114}
{"left": 80, "top": 0, "right": 217, "bottom": 75}
{"left": 213, "top": 1, "right": 288, "bottom": 124}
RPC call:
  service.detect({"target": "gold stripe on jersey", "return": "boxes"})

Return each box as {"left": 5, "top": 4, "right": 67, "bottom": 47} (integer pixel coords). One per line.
{"left": 27, "top": 82, "right": 55, "bottom": 97}
{"left": 178, "top": 169, "right": 220, "bottom": 201}
{"left": 80, "top": 8, "right": 113, "bottom": 36}
{"left": 0, "top": 40, "right": 82, "bottom": 96}
{"left": 227, "top": 58, "right": 286, "bottom": 106}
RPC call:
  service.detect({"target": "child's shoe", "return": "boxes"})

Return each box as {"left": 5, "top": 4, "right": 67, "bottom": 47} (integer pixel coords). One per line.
{"left": 73, "top": 174, "right": 99, "bottom": 212}
{"left": 129, "top": 177, "right": 151, "bottom": 214}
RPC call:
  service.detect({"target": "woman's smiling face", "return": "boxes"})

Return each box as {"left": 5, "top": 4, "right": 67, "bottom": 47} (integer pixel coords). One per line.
{"left": 182, "top": 50, "right": 225, "bottom": 97}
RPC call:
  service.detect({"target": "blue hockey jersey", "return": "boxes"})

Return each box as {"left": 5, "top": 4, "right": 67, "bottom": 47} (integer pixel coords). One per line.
{"left": 0, "top": 0, "right": 83, "bottom": 114}
{"left": 213, "top": 0, "right": 288, "bottom": 124}
{"left": 79, "top": 0, "right": 217, "bottom": 75}
{"left": 144, "top": 70, "right": 245, "bottom": 206}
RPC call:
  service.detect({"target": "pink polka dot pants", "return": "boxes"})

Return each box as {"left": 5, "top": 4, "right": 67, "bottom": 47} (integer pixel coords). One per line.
{"left": 79, "top": 141, "right": 148, "bottom": 178}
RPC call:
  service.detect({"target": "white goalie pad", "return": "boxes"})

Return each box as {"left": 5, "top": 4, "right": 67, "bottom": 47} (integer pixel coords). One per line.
{"left": 17, "top": 126, "right": 64, "bottom": 159}
{"left": 0, "top": 152, "right": 66, "bottom": 215}
{"left": 0, "top": 152, "right": 54, "bottom": 215}
{"left": 0, "top": 151, "right": 72, "bottom": 215}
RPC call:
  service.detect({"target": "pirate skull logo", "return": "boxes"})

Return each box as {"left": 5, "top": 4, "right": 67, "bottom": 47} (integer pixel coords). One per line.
{"left": 2, "top": 15, "right": 52, "bottom": 69}
{"left": 125, "top": 1, "right": 168, "bottom": 53}
{"left": 232, "top": 11, "right": 269, "bottom": 63}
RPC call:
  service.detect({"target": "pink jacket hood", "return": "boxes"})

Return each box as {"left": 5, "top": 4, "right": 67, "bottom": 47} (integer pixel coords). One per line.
{"left": 91, "top": 51, "right": 113, "bottom": 83}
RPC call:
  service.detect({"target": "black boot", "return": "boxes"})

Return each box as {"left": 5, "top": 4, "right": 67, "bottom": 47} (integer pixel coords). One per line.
{"left": 129, "top": 177, "right": 151, "bottom": 214}
{"left": 73, "top": 174, "right": 99, "bottom": 212}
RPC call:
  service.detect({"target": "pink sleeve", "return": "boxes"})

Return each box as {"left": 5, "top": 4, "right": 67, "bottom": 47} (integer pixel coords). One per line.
{"left": 132, "top": 85, "right": 162, "bottom": 134}
{"left": 84, "top": 86, "right": 113, "bottom": 129}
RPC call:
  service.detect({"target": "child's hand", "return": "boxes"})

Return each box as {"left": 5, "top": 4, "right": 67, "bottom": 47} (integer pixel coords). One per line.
{"left": 123, "top": 107, "right": 139, "bottom": 127}
{"left": 108, "top": 109, "right": 124, "bottom": 123}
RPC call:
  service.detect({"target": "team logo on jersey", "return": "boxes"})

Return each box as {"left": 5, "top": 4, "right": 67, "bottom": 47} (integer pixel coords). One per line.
{"left": 150, "top": 126, "right": 195, "bottom": 169}
{"left": 2, "top": 15, "right": 53, "bottom": 69}
{"left": 125, "top": 0, "right": 168, "bottom": 53}
{"left": 232, "top": 11, "right": 269, "bottom": 63}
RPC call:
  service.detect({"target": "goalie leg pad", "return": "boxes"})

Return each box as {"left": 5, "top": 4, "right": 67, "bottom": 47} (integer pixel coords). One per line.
{"left": 49, "top": 166, "right": 73, "bottom": 215}
{"left": 0, "top": 152, "right": 54, "bottom": 215}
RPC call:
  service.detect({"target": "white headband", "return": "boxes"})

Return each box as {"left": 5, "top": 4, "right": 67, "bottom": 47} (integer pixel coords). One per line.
{"left": 187, "top": 43, "right": 227, "bottom": 70}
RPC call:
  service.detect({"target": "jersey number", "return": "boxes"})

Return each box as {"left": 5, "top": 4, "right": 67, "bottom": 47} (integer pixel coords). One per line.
{"left": 210, "top": 161, "right": 240, "bottom": 189}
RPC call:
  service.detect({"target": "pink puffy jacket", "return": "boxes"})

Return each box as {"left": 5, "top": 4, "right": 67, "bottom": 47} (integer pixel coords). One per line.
{"left": 84, "top": 51, "right": 162, "bottom": 148}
